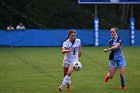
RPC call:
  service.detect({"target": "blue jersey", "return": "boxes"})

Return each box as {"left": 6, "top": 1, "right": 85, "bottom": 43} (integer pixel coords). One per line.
{"left": 108, "top": 37, "right": 126, "bottom": 68}
{"left": 108, "top": 37, "right": 124, "bottom": 61}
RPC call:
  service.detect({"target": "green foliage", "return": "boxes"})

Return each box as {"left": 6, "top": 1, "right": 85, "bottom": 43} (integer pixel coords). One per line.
{"left": 0, "top": 0, "right": 140, "bottom": 29}
{"left": 0, "top": 46, "right": 140, "bottom": 93}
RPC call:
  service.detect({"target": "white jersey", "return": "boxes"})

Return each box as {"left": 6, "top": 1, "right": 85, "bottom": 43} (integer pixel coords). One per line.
{"left": 63, "top": 38, "right": 81, "bottom": 61}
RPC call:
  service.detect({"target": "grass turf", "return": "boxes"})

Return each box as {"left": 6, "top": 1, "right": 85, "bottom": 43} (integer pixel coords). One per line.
{"left": 0, "top": 46, "right": 140, "bottom": 93}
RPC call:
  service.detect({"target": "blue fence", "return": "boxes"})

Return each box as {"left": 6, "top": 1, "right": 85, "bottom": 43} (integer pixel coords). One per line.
{"left": 0, "top": 29, "right": 140, "bottom": 46}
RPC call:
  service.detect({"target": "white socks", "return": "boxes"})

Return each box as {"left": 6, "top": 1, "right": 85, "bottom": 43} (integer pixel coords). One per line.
{"left": 60, "top": 75, "right": 70, "bottom": 88}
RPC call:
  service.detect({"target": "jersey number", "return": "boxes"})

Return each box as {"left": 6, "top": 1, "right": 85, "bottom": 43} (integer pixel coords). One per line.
{"left": 73, "top": 48, "right": 76, "bottom": 55}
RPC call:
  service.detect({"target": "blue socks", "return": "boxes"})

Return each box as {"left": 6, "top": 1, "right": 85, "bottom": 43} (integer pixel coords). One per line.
{"left": 120, "top": 77, "right": 125, "bottom": 87}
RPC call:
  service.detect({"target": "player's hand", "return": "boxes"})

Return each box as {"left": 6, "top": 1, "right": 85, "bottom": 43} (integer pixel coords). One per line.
{"left": 78, "top": 52, "right": 81, "bottom": 57}
{"left": 69, "top": 47, "right": 74, "bottom": 52}
{"left": 104, "top": 49, "right": 109, "bottom": 52}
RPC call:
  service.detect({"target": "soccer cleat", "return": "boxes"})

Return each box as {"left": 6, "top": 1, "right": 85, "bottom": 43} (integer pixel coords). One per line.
{"left": 67, "top": 81, "right": 71, "bottom": 91}
{"left": 58, "top": 87, "right": 62, "bottom": 91}
{"left": 121, "top": 86, "right": 126, "bottom": 90}
{"left": 104, "top": 74, "right": 110, "bottom": 82}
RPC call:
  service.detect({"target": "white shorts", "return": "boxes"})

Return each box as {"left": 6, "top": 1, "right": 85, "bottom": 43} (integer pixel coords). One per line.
{"left": 62, "top": 59, "right": 78, "bottom": 68}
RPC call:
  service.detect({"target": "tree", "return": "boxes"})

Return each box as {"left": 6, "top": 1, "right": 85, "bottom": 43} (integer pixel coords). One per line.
{"left": 0, "top": 0, "right": 140, "bottom": 29}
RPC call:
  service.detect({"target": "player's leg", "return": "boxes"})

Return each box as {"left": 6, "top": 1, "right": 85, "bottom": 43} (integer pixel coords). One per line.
{"left": 105, "top": 60, "right": 117, "bottom": 82}
{"left": 59, "top": 61, "right": 69, "bottom": 91}
{"left": 63, "top": 67, "right": 68, "bottom": 77}
{"left": 63, "top": 66, "right": 71, "bottom": 91}
{"left": 119, "top": 58, "right": 126, "bottom": 90}
{"left": 66, "top": 65, "right": 74, "bottom": 91}
{"left": 105, "top": 67, "right": 117, "bottom": 82}
{"left": 119, "top": 66, "right": 126, "bottom": 90}
{"left": 59, "top": 64, "right": 74, "bottom": 91}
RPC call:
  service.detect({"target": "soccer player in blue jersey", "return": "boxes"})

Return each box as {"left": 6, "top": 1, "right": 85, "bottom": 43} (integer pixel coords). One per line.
{"left": 104, "top": 27, "right": 126, "bottom": 90}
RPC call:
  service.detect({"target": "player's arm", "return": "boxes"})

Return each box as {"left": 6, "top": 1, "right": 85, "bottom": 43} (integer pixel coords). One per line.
{"left": 62, "top": 47, "right": 73, "bottom": 54}
{"left": 78, "top": 46, "right": 82, "bottom": 58}
{"left": 104, "top": 43, "right": 120, "bottom": 52}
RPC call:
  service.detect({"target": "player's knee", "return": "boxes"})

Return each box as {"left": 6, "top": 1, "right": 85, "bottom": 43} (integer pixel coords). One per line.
{"left": 67, "top": 72, "right": 72, "bottom": 76}
{"left": 67, "top": 73, "right": 71, "bottom": 76}
{"left": 120, "top": 71, "right": 125, "bottom": 77}
{"left": 109, "top": 73, "right": 115, "bottom": 78}
{"left": 109, "top": 75, "right": 114, "bottom": 78}
{"left": 120, "top": 74, "right": 125, "bottom": 78}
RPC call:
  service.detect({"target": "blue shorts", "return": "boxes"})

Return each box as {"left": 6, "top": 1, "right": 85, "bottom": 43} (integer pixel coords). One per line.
{"left": 109, "top": 58, "right": 126, "bottom": 69}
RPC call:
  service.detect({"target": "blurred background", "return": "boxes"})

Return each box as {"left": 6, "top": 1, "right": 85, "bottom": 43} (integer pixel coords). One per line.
{"left": 0, "top": 0, "right": 140, "bottom": 46}
{"left": 0, "top": 0, "right": 140, "bottom": 29}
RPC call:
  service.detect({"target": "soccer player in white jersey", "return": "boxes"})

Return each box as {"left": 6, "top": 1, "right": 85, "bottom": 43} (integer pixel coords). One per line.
{"left": 58, "top": 30, "right": 82, "bottom": 91}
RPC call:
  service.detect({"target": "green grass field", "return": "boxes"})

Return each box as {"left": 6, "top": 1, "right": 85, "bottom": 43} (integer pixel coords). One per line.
{"left": 0, "top": 46, "right": 140, "bottom": 93}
